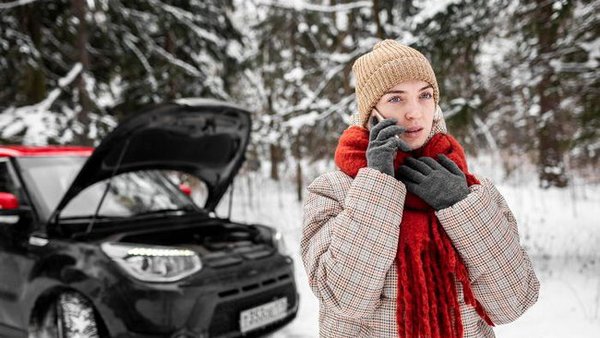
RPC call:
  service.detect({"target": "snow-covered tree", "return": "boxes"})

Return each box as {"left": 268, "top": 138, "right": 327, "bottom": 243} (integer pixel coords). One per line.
{"left": 0, "top": 0, "right": 597, "bottom": 188}
{"left": 0, "top": 0, "right": 243, "bottom": 145}
{"left": 478, "top": 0, "right": 599, "bottom": 187}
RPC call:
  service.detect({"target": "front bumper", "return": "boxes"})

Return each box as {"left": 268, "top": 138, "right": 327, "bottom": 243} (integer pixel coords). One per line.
{"left": 97, "top": 254, "right": 299, "bottom": 338}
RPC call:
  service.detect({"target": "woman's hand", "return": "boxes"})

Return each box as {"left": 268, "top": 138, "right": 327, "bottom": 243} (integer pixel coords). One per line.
{"left": 396, "top": 154, "right": 469, "bottom": 210}
{"left": 366, "top": 118, "right": 410, "bottom": 176}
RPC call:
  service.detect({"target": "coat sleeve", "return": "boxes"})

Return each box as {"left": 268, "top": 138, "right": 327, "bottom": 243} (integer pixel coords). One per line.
{"left": 301, "top": 167, "right": 406, "bottom": 319}
{"left": 435, "top": 177, "right": 540, "bottom": 325}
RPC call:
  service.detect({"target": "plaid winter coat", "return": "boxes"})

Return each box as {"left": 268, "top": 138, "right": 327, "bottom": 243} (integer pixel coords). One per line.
{"left": 301, "top": 152, "right": 540, "bottom": 337}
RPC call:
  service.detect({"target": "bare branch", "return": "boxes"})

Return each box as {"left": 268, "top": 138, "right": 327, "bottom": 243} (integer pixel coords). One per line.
{"left": 123, "top": 35, "right": 159, "bottom": 91}
{"left": 0, "top": 0, "right": 39, "bottom": 10}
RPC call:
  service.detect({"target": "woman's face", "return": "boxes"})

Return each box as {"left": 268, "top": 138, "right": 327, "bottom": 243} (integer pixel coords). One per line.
{"left": 372, "top": 80, "right": 436, "bottom": 150}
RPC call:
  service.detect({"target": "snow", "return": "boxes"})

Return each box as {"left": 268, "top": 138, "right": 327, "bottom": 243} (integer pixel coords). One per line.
{"left": 59, "top": 63, "right": 84, "bottom": 87}
{"left": 335, "top": 11, "right": 348, "bottom": 31}
{"left": 174, "top": 98, "right": 247, "bottom": 113}
{"left": 215, "top": 163, "right": 600, "bottom": 338}
{"left": 284, "top": 111, "right": 320, "bottom": 132}
{"left": 284, "top": 68, "right": 305, "bottom": 82}
{"left": 226, "top": 40, "right": 244, "bottom": 62}
{"left": 495, "top": 257, "right": 600, "bottom": 338}
{"left": 154, "top": 45, "right": 202, "bottom": 77}
{"left": 412, "top": 0, "right": 462, "bottom": 26}
{"left": 297, "top": 22, "right": 309, "bottom": 33}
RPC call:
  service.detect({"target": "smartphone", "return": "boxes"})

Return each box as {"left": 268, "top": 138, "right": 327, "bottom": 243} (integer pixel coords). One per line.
{"left": 366, "top": 109, "right": 385, "bottom": 131}
{"left": 367, "top": 110, "right": 402, "bottom": 141}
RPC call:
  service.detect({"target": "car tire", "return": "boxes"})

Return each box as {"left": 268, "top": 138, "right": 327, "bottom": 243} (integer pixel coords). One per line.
{"left": 30, "top": 291, "right": 100, "bottom": 338}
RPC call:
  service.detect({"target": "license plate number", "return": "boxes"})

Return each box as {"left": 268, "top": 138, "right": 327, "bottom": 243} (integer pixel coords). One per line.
{"left": 239, "top": 297, "right": 288, "bottom": 333}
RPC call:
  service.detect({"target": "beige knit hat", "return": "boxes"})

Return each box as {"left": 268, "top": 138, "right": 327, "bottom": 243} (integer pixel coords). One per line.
{"left": 352, "top": 39, "right": 439, "bottom": 126}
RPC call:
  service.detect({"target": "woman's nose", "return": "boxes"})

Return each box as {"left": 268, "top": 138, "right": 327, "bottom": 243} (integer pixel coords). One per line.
{"left": 404, "top": 100, "right": 422, "bottom": 120}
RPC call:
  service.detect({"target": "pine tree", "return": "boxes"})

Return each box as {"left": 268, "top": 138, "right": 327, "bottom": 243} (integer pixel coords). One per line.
{"left": 410, "top": 0, "right": 508, "bottom": 154}
{"left": 485, "top": 0, "right": 598, "bottom": 187}
{"left": 0, "top": 0, "right": 244, "bottom": 145}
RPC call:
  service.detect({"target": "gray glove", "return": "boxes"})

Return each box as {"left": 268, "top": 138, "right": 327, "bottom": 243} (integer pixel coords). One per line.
{"left": 396, "top": 154, "right": 470, "bottom": 210}
{"left": 366, "top": 118, "right": 411, "bottom": 176}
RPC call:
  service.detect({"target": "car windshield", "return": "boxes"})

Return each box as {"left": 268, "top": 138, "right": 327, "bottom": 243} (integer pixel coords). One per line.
{"left": 17, "top": 156, "right": 200, "bottom": 221}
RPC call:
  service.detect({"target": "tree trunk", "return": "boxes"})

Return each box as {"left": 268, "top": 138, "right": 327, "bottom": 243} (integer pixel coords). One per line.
{"left": 71, "top": 0, "right": 92, "bottom": 145}
{"left": 296, "top": 159, "right": 303, "bottom": 202}
{"left": 18, "top": 3, "right": 46, "bottom": 104}
{"left": 343, "top": 7, "right": 357, "bottom": 96}
{"left": 372, "top": 0, "right": 384, "bottom": 39}
{"left": 535, "top": 0, "right": 568, "bottom": 188}
{"left": 385, "top": 0, "right": 394, "bottom": 25}
{"left": 399, "top": 0, "right": 414, "bottom": 19}
{"left": 292, "top": 135, "right": 303, "bottom": 202}
{"left": 165, "top": 30, "right": 177, "bottom": 99}
{"left": 270, "top": 143, "right": 280, "bottom": 181}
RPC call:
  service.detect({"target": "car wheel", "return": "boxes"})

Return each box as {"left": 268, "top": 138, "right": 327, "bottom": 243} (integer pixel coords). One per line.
{"left": 30, "top": 291, "right": 100, "bottom": 338}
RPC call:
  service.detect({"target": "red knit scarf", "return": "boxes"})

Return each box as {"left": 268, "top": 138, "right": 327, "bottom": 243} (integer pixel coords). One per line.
{"left": 334, "top": 126, "right": 493, "bottom": 338}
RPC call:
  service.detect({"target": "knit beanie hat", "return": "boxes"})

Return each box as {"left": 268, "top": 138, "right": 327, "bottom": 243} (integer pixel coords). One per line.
{"left": 352, "top": 39, "right": 439, "bottom": 126}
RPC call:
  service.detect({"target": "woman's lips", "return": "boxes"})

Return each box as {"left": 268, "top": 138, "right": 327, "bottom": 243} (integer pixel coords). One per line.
{"left": 402, "top": 126, "right": 424, "bottom": 139}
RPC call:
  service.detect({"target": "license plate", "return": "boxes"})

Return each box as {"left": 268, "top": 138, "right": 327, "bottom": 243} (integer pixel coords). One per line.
{"left": 239, "top": 297, "right": 288, "bottom": 333}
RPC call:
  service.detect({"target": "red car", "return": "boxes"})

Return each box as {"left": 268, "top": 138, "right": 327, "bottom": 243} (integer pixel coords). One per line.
{"left": 0, "top": 99, "right": 298, "bottom": 338}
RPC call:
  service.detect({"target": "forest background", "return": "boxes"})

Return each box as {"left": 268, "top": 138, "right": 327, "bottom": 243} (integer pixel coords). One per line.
{"left": 0, "top": 0, "right": 598, "bottom": 198}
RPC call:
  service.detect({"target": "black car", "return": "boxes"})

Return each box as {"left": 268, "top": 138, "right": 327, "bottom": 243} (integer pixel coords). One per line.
{"left": 0, "top": 99, "right": 299, "bottom": 338}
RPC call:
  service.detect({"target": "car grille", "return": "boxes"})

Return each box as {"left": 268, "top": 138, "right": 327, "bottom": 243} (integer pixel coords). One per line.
{"left": 202, "top": 244, "right": 274, "bottom": 268}
{"left": 216, "top": 273, "right": 290, "bottom": 298}
{"left": 208, "top": 280, "right": 296, "bottom": 337}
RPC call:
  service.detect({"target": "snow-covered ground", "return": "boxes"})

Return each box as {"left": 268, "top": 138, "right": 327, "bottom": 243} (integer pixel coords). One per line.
{"left": 215, "top": 162, "right": 600, "bottom": 338}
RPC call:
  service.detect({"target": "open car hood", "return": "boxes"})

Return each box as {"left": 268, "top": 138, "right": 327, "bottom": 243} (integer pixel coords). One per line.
{"left": 53, "top": 99, "right": 251, "bottom": 215}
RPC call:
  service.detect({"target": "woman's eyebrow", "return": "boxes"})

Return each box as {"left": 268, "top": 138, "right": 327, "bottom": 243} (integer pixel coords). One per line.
{"left": 384, "top": 85, "right": 433, "bottom": 95}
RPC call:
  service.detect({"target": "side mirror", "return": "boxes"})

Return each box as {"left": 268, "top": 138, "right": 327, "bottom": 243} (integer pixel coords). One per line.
{"left": 0, "top": 192, "right": 19, "bottom": 210}
{"left": 179, "top": 183, "right": 192, "bottom": 196}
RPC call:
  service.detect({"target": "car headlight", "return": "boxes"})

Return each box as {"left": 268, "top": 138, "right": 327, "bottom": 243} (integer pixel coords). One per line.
{"left": 272, "top": 231, "right": 291, "bottom": 257}
{"left": 101, "top": 242, "right": 202, "bottom": 283}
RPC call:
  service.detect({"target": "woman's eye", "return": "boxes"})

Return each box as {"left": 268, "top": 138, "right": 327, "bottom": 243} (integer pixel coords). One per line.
{"left": 388, "top": 96, "right": 402, "bottom": 103}
{"left": 420, "top": 92, "right": 433, "bottom": 99}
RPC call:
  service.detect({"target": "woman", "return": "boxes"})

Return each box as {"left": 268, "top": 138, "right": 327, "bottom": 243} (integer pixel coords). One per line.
{"left": 301, "top": 40, "right": 539, "bottom": 338}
